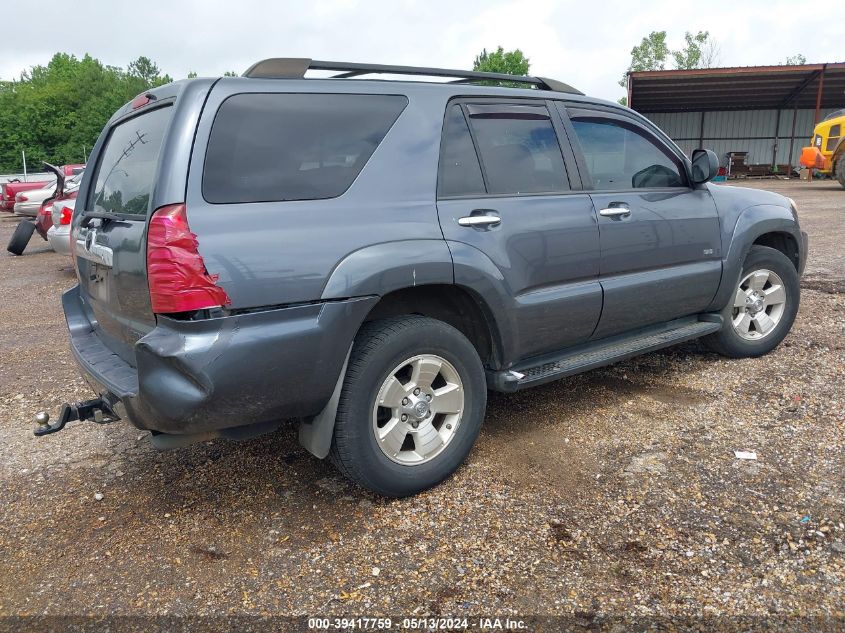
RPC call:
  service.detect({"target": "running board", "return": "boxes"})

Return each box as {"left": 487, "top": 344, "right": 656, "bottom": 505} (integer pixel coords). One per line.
{"left": 488, "top": 315, "right": 723, "bottom": 392}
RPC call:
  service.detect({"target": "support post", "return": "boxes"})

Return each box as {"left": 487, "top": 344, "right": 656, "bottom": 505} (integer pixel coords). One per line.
{"left": 772, "top": 109, "right": 782, "bottom": 171}
{"left": 698, "top": 111, "right": 705, "bottom": 149}
{"left": 787, "top": 106, "right": 798, "bottom": 177}
{"left": 814, "top": 64, "right": 826, "bottom": 123}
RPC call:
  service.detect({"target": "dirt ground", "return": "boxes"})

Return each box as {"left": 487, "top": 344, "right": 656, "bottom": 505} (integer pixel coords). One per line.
{"left": 0, "top": 180, "right": 843, "bottom": 625}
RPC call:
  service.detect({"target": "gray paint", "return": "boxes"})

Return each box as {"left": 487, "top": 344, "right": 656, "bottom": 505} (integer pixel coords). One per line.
{"left": 587, "top": 188, "right": 722, "bottom": 339}
{"left": 438, "top": 194, "right": 602, "bottom": 362}
{"left": 62, "top": 76, "right": 807, "bottom": 444}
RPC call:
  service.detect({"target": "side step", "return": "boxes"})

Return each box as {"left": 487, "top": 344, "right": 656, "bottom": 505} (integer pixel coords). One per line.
{"left": 488, "top": 315, "right": 722, "bottom": 392}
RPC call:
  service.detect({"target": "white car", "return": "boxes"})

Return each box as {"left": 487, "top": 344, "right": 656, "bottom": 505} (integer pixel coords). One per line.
{"left": 47, "top": 197, "right": 74, "bottom": 256}
{"left": 13, "top": 181, "right": 57, "bottom": 217}
{"left": 13, "top": 172, "right": 83, "bottom": 217}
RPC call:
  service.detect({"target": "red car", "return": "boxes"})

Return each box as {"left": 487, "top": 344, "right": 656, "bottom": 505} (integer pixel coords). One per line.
{"left": 1, "top": 164, "right": 83, "bottom": 211}
{"left": 35, "top": 189, "right": 78, "bottom": 239}
{"left": 6, "top": 163, "right": 82, "bottom": 255}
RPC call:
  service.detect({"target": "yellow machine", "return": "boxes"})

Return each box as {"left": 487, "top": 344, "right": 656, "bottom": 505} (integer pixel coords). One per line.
{"left": 800, "top": 108, "right": 845, "bottom": 187}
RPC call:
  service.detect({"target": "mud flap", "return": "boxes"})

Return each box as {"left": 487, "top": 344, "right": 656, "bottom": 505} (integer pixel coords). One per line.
{"left": 298, "top": 347, "right": 351, "bottom": 459}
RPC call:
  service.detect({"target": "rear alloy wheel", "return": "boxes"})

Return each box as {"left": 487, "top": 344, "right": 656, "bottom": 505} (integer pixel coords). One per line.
{"left": 705, "top": 245, "right": 799, "bottom": 358}
{"left": 372, "top": 353, "right": 465, "bottom": 466}
{"left": 329, "top": 316, "right": 486, "bottom": 497}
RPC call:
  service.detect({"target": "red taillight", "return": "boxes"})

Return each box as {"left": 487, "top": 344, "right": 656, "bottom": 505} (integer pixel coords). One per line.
{"left": 18, "top": 195, "right": 28, "bottom": 202}
{"left": 60, "top": 206, "right": 72, "bottom": 225}
{"left": 146, "top": 204, "right": 231, "bottom": 314}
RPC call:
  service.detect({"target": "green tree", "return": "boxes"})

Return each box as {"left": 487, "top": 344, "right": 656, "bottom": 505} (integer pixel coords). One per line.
{"left": 0, "top": 53, "right": 174, "bottom": 172}
{"left": 126, "top": 56, "right": 171, "bottom": 89}
{"left": 473, "top": 47, "right": 530, "bottom": 76}
{"left": 472, "top": 47, "right": 530, "bottom": 86}
{"left": 223, "top": 71, "right": 239, "bottom": 77}
{"left": 618, "top": 31, "right": 669, "bottom": 104}
{"left": 672, "top": 31, "right": 713, "bottom": 70}
{"left": 785, "top": 54, "right": 807, "bottom": 65}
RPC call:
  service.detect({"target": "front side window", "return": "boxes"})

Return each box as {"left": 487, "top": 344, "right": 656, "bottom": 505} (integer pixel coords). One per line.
{"left": 203, "top": 93, "right": 407, "bottom": 204}
{"left": 90, "top": 105, "right": 172, "bottom": 215}
{"left": 466, "top": 104, "right": 569, "bottom": 195}
{"left": 570, "top": 118, "right": 687, "bottom": 190}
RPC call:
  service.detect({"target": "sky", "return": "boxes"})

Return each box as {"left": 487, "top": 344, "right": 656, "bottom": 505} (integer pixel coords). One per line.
{"left": 1, "top": 0, "right": 840, "bottom": 101}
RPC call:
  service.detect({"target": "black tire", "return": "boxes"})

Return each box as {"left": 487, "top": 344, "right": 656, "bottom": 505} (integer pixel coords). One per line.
{"left": 835, "top": 158, "right": 845, "bottom": 189}
{"left": 704, "top": 245, "right": 800, "bottom": 358}
{"left": 7, "top": 220, "right": 36, "bottom": 256}
{"left": 329, "top": 315, "right": 486, "bottom": 497}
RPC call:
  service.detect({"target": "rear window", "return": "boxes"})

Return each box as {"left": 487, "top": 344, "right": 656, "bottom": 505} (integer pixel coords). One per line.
{"left": 202, "top": 93, "right": 408, "bottom": 204}
{"left": 90, "top": 105, "right": 172, "bottom": 216}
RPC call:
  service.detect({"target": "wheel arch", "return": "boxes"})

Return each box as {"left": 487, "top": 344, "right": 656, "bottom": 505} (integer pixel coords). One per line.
{"left": 752, "top": 231, "right": 800, "bottom": 272}
{"left": 707, "top": 205, "right": 803, "bottom": 312}
{"left": 361, "top": 283, "right": 504, "bottom": 368}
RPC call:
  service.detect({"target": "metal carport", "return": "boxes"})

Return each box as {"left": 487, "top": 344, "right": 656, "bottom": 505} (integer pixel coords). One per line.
{"left": 628, "top": 63, "right": 845, "bottom": 170}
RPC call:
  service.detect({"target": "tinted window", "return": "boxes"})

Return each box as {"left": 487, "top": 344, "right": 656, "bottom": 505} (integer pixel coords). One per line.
{"left": 438, "top": 105, "right": 485, "bottom": 197}
{"left": 203, "top": 93, "right": 407, "bottom": 204}
{"left": 467, "top": 104, "right": 568, "bottom": 195}
{"left": 570, "top": 118, "right": 686, "bottom": 190}
{"left": 90, "top": 106, "right": 172, "bottom": 215}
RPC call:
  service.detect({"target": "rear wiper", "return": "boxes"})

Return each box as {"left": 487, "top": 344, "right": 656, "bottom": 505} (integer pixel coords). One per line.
{"left": 80, "top": 211, "right": 139, "bottom": 226}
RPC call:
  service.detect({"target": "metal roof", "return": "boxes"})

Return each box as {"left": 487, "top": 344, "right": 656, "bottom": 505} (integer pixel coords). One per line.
{"left": 629, "top": 63, "right": 845, "bottom": 112}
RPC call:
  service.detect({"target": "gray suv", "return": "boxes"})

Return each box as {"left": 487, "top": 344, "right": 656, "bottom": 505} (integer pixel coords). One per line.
{"left": 40, "top": 59, "right": 808, "bottom": 497}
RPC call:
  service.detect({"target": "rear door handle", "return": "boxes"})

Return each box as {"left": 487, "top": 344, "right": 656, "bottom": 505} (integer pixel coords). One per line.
{"left": 598, "top": 203, "right": 631, "bottom": 218}
{"left": 458, "top": 212, "right": 501, "bottom": 228}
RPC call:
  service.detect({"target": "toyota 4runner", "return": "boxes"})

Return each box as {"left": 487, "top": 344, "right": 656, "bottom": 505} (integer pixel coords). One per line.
{"left": 38, "top": 59, "right": 808, "bottom": 497}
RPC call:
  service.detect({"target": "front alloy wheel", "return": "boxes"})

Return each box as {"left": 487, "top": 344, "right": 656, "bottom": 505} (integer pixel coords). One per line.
{"left": 730, "top": 269, "right": 787, "bottom": 340}
{"left": 705, "top": 245, "right": 800, "bottom": 358}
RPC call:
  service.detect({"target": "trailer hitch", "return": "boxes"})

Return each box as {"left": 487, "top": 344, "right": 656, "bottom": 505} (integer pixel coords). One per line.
{"left": 33, "top": 398, "right": 119, "bottom": 436}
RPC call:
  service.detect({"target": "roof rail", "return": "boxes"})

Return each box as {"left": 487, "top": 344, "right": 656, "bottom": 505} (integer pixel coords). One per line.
{"left": 242, "top": 58, "right": 584, "bottom": 95}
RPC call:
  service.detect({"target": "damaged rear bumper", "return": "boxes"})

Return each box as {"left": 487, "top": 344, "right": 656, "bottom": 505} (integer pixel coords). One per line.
{"left": 61, "top": 285, "right": 376, "bottom": 438}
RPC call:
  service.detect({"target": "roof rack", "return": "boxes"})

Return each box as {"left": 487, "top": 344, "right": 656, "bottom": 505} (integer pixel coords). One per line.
{"left": 242, "top": 58, "right": 583, "bottom": 95}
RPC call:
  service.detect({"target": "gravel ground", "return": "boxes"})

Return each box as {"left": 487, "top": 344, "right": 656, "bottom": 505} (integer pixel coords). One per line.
{"left": 0, "top": 180, "right": 843, "bottom": 625}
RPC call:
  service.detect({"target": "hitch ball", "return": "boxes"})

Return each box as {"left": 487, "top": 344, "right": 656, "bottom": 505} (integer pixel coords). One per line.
{"left": 35, "top": 411, "right": 50, "bottom": 425}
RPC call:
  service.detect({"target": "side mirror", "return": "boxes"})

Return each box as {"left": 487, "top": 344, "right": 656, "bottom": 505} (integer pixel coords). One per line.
{"left": 691, "top": 149, "right": 719, "bottom": 184}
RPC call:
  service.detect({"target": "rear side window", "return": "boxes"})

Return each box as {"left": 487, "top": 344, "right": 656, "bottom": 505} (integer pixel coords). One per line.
{"left": 438, "top": 105, "right": 485, "bottom": 197}
{"left": 466, "top": 103, "right": 569, "bottom": 195}
{"left": 90, "top": 105, "right": 172, "bottom": 215}
{"left": 203, "top": 93, "right": 407, "bottom": 204}
{"left": 570, "top": 118, "right": 687, "bottom": 190}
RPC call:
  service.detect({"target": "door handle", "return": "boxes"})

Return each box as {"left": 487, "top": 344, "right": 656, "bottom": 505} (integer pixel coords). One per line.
{"left": 598, "top": 203, "right": 631, "bottom": 218}
{"left": 458, "top": 214, "right": 501, "bottom": 227}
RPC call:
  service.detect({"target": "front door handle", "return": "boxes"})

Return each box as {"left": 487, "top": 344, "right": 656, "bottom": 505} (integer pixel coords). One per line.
{"left": 458, "top": 214, "right": 501, "bottom": 227}
{"left": 598, "top": 203, "right": 631, "bottom": 218}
